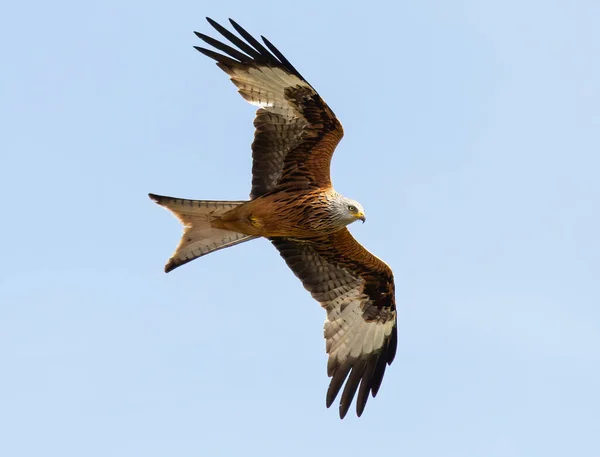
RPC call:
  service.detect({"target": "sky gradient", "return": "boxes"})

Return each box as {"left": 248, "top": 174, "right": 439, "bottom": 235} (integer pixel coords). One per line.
{"left": 2, "top": 1, "right": 599, "bottom": 456}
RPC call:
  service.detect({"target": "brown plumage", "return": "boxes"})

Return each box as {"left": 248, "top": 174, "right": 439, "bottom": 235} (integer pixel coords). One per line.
{"left": 150, "top": 18, "right": 397, "bottom": 418}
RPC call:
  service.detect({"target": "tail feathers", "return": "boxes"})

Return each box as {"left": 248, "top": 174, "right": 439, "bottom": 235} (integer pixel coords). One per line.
{"left": 149, "top": 193, "right": 257, "bottom": 272}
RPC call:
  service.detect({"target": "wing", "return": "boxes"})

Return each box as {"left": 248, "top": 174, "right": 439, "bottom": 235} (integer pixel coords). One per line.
{"left": 195, "top": 18, "right": 344, "bottom": 198}
{"left": 270, "top": 229, "right": 397, "bottom": 418}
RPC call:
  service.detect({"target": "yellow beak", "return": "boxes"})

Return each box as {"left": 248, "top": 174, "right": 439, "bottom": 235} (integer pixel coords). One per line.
{"left": 357, "top": 212, "right": 366, "bottom": 223}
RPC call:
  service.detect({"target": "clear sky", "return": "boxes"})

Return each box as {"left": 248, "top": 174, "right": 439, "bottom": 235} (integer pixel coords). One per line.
{"left": 2, "top": 0, "right": 599, "bottom": 456}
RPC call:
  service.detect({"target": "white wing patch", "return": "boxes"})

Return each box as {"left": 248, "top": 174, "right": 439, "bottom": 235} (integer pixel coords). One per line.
{"left": 324, "top": 290, "right": 395, "bottom": 369}
{"left": 224, "top": 65, "right": 310, "bottom": 115}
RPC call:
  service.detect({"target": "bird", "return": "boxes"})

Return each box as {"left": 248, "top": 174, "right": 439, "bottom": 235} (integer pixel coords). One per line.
{"left": 149, "top": 17, "right": 397, "bottom": 419}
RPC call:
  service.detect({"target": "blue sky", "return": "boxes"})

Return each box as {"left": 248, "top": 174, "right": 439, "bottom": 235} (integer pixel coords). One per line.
{"left": 2, "top": 0, "right": 599, "bottom": 456}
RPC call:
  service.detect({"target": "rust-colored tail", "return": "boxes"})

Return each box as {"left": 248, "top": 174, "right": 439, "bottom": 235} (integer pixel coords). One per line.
{"left": 149, "top": 194, "right": 257, "bottom": 272}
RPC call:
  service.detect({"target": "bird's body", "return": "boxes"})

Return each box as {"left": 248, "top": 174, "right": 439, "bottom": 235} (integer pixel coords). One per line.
{"left": 214, "top": 189, "right": 362, "bottom": 237}
{"left": 150, "top": 18, "right": 398, "bottom": 419}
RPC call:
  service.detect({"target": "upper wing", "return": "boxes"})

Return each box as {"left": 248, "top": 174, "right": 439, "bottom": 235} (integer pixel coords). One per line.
{"left": 195, "top": 18, "right": 344, "bottom": 198}
{"left": 270, "top": 229, "right": 397, "bottom": 418}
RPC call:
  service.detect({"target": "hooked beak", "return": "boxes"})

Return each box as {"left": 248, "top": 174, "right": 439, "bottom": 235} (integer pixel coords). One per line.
{"left": 357, "top": 213, "right": 366, "bottom": 223}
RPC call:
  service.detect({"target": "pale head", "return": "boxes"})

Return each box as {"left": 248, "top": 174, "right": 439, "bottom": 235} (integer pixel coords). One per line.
{"left": 330, "top": 194, "right": 366, "bottom": 227}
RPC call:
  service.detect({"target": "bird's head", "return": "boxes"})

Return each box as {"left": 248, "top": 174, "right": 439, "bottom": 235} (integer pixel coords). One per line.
{"left": 333, "top": 196, "right": 366, "bottom": 226}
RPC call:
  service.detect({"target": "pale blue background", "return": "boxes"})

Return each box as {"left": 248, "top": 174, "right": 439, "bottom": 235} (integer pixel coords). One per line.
{"left": 2, "top": 1, "right": 599, "bottom": 456}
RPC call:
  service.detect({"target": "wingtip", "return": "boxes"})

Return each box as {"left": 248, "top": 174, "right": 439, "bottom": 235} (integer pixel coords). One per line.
{"left": 339, "top": 403, "right": 350, "bottom": 419}
{"left": 260, "top": 35, "right": 275, "bottom": 48}
{"left": 193, "top": 46, "right": 211, "bottom": 57}
{"left": 325, "top": 394, "right": 334, "bottom": 409}
{"left": 193, "top": 32, "right": 213, "bottom": 46}
{"left": 356, "top": 400, "right": 366, "bottom": 417}
{"left": 327, "top": 386, "right": 356, "bottom": 419}
{"left": 260, "top": 35, "right": 271, "bottom": 50}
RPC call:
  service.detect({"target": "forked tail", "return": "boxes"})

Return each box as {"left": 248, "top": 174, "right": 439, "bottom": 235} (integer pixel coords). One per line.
{"left": 149, "top": 194, "right": 257, "bottom": 272}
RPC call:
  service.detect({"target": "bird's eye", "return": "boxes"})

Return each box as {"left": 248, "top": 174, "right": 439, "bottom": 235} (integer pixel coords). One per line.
{"left": 348, "top": 205, "right": 357, "bottom": 212}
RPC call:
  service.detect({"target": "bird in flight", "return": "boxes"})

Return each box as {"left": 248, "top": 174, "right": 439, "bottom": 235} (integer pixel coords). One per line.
{"left": 149, "top": 18, "right": 397, "bottom": 418}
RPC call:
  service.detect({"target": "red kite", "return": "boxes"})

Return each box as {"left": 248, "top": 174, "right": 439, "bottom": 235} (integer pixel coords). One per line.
{"left": 150, "top": 18, "right": 397, "bottom": 418}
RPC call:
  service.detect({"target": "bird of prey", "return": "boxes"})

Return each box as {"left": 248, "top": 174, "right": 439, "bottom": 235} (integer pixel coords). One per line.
{"left": 149, "top": 18, "right": 397, "bottom": 419}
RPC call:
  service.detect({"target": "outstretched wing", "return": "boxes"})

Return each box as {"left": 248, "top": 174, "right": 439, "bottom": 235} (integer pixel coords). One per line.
{"left": 270, "top": 229, "right": 397, "bottom": 418}
{"left": 195, "top": 18, "right": 344, "bottom": 198}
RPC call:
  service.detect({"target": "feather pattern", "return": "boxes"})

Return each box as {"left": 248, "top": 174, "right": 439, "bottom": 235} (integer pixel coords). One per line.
{"left": 194, "top": 18, "right": 344, "bottom": 198}
{"left": 271, "top": 229, "right": 397, "bottom": 418}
